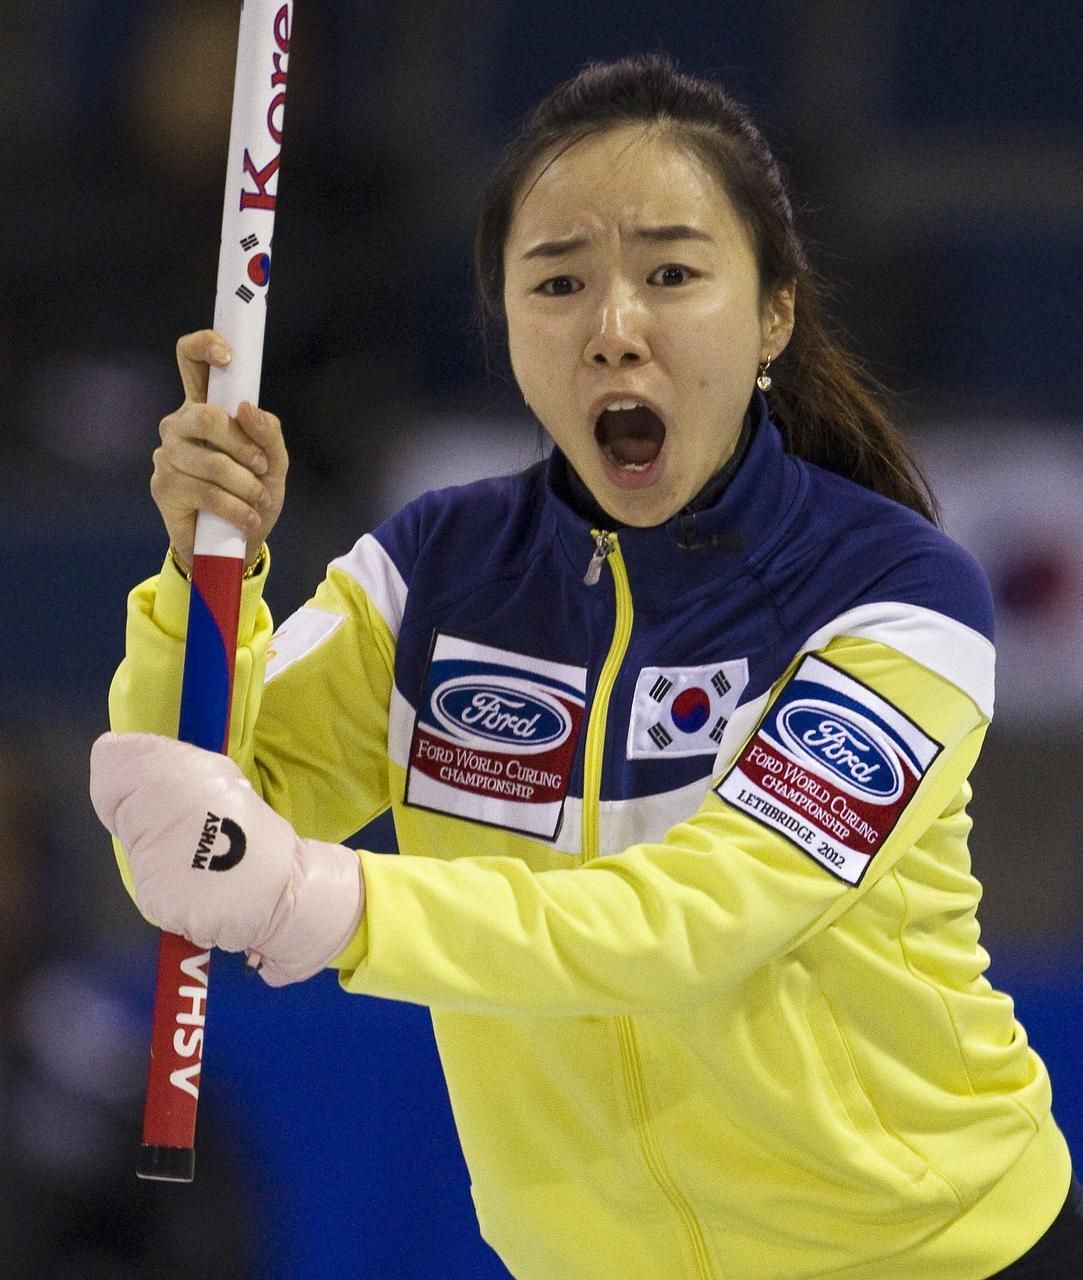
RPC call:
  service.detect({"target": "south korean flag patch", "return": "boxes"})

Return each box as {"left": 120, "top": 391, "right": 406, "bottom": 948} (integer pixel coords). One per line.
{"left": 715, "top": 654, "right": 942, "bottom": 885}
{"left": 628, "top": 659, "right": 749, "bottom": 759}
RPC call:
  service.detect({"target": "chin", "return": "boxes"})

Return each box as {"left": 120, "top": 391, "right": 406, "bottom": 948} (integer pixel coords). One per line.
{"left": 614, "top": 504, "right": 670, "bottom": 529}
{"left": 598, "top": 487, "right": 679, "bottom": 529}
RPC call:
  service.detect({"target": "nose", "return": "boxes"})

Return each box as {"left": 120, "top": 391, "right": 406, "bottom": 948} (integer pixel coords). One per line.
{"left": 582, "top": 284, "right": 650, "bottom": 368}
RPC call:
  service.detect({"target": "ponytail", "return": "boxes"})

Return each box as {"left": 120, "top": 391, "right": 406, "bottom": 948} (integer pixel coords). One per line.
{"left": 769, "top": 272, "right": 939, "bottom": 522}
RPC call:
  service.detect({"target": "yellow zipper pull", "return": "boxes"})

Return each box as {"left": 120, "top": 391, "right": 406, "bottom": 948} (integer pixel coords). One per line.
{"left": 583, "top": 530, "right": 614, "bottom": 586}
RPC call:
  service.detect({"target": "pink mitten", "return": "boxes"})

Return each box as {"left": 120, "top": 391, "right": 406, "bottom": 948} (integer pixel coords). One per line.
{"left": 89, "top": 732, "right": 364, "bottom": 986}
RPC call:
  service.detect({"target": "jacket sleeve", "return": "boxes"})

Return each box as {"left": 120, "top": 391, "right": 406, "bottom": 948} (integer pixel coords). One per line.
{"left": 108, "top": 552, "right": 274, "bottom": 747}
{"left": 107, "top": 539, "right": 398, "bottom": 894}
{"left": 241, "top": 543, "right": 400, "bottom": 844}
{"left": 336, "top": 632, "right": 990, "bottom": 1016}
{"left": 107, "top": 553, "right": 274, "bottom": 899}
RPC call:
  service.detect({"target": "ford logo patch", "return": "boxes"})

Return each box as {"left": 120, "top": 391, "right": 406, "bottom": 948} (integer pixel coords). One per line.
{"left": 432, "top": 676, "right": 572, "bottom": 753}
{"left": 776, "top": 700, "right": 902, "bottom": 801}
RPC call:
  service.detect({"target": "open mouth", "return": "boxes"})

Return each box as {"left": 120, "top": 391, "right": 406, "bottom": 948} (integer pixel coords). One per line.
{"left": 593, "top": 400, "right": 667, "bottom": 474}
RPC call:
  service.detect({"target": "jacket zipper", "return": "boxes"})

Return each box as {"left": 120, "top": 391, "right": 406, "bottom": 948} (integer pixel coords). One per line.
{"left": 582, "top": 529, "right": 614, "bottom": 586}
{"left": 581, "top": 532, "right": 716, "bottom": 1280}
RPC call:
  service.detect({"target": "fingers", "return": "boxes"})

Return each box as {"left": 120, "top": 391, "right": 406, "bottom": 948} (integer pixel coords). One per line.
{"left": 154, "top": 397, "right": 286, "bottom": 551}
{"left": 236, "top": 399, "right": 288, "bottom": 481}
{"left": 159, "top": 399, "right": 268, "bottom": 475}
{"left": 176, "top": 329, "right": 232, "bottom": 404}
{"left": 159, "top": 332, "right": 288, "bottom": 562}
{"left": 152, "top": 435, "right": 273, "bottom": 539}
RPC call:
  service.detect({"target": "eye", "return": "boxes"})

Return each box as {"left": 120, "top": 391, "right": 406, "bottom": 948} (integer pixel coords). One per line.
{"left": 648, "top": 264, "right": 698, "bottom": 287}
{"left": 536, "top": 275, "right": 583, "bottom": 296}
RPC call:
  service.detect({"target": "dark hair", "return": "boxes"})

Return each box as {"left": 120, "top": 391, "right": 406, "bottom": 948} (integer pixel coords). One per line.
{"left": 474, "top": 55, "right": 938, "bottom": 523}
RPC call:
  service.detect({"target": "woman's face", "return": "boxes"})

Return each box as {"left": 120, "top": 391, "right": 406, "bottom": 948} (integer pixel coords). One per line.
{"left": 503, "top": 126, "right": 794, "bottom": 527}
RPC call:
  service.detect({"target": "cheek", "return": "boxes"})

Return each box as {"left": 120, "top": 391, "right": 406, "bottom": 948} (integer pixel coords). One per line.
{"left": 506, "top": 331, "right": 535, "bottom": 398}
{"left": 509, "top": 321, "right": 565, "bottom": 400}
{"left": 506, "top": 311, "right": 538, "bottom": 370}
{"left": 674, "top": 304, "right": 761, "bottom": 389}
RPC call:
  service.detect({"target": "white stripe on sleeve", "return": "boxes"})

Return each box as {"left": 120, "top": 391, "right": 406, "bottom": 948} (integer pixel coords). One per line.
{"left": 799, "top": 602, "right": 995, "bottom": 720}
{"left": 330, "top": 533, "right": 409, "bottom": 639}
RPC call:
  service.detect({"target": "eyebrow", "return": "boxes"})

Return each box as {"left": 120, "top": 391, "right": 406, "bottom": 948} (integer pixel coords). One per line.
{"left": 519, "top": 224, "right": 714, "bottom": 261}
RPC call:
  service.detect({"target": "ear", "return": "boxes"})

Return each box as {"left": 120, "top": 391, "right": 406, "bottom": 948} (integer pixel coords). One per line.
{"left": 760, "top": 279, "right": 796, "bottom": 362}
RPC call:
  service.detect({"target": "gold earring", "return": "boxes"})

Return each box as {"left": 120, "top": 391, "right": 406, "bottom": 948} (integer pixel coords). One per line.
{"left": 756, "top": 356, "right": 773, "bottom": 392}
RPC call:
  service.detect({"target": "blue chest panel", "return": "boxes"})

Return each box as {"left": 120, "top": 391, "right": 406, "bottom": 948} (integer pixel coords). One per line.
{"left": 378, "top": 404, "right": 993, "bottom": 812}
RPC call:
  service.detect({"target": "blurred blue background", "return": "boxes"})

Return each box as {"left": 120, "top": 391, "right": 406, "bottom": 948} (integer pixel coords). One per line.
{"left": 0, "top": 2, "right": 1080, "bottom": 1276}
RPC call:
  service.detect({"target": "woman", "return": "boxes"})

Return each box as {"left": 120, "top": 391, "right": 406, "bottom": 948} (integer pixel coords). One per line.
{"left": 91, "top": 56, "right": 1080, "bottom": 1279}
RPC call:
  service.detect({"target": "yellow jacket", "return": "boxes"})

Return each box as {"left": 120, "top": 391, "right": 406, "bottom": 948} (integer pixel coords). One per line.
{"left": 111, "top": 414, "right": 1071, "bottom": 1279}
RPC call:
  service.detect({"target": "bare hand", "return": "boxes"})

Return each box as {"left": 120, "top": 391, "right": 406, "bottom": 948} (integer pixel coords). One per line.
{"left": 151, "top": 330, "right": 288, "bottom": 568}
